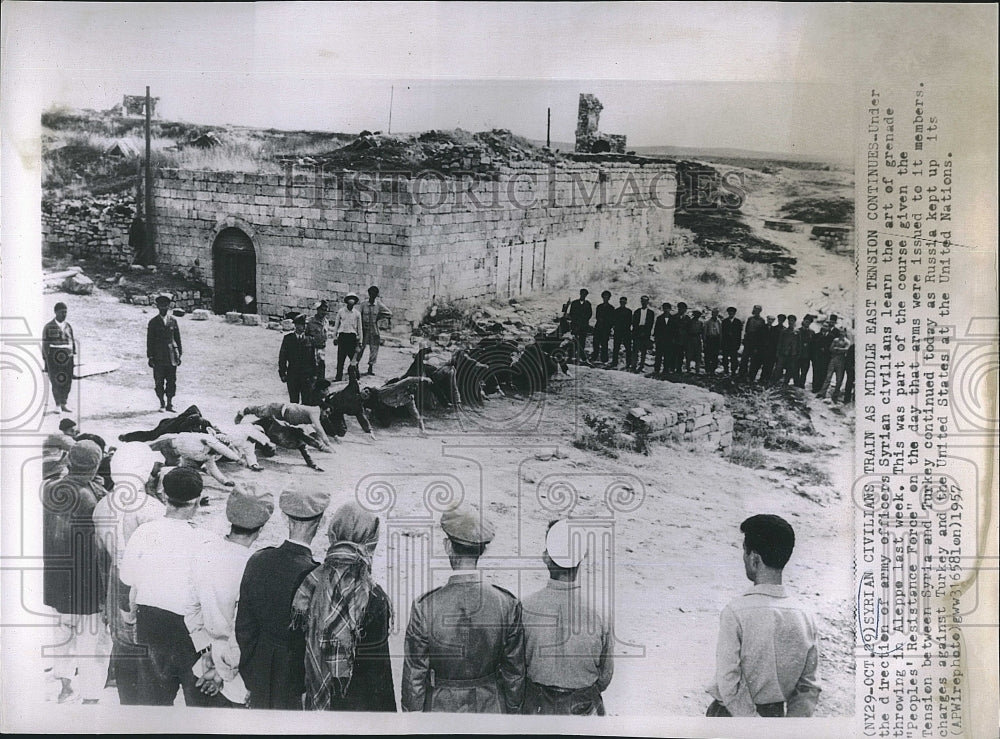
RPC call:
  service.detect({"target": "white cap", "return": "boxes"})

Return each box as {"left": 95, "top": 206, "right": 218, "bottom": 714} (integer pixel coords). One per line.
{"left": 545, "top": 519, "right": 587, "bottom": 568}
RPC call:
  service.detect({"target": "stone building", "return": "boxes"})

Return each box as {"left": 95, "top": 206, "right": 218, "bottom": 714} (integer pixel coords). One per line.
{"left": 575, "top": 94, "right": 626, "bottom": 154}
{"left": 148, "top": 160, "right": 675, "bottom": 323}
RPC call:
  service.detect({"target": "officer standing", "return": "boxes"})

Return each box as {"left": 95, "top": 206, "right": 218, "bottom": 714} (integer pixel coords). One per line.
{"left": 146, "top": 293, "right": 182, "bottom": 411}
{"left": 279, "top": 314, "right": 318, "bottom": 404}
{"left": 402, "top": 506, "right": 525, "bottom": 713}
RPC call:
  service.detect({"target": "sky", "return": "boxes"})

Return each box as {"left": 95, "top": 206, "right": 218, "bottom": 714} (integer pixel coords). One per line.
{"left": 2, "top": 3, "right": 995, "bottom": 157}
{"left": 0, "top": 2, "right": 874, "bottom": 158}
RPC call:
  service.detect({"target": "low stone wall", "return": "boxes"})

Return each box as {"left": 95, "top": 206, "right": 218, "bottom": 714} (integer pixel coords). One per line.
{"left": 625, "top": 396, "right": 734, "bottom": 452}
{"left": 43, "top": 195, "right": 137, "bottom": 263}
{"left": 125, "top": 288, "right": 209, "bottom": 312}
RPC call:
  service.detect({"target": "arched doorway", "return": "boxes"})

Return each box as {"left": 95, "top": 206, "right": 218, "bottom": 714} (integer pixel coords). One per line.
{"left": 212, "top": 228, "right": 257, "bottom": 314}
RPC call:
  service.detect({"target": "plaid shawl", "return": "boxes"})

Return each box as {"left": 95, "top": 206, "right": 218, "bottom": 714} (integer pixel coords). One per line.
{"left": 291, "top": 503, "right": 381, "bottom": 710}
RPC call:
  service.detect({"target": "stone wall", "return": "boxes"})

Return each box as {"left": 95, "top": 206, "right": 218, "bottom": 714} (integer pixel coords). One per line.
{"left": 42, "top": 194, "right": 137, "bottom": 263}
{"left": 626, "top": 396, "right": 734, "bottom": 452}
{"left": 151, "top": 161, "right": 675, "bottom": 323}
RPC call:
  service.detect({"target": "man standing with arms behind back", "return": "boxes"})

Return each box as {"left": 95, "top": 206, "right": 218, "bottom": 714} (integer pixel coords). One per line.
{"left": 279, "top": 314, "right": 317, "bottom": 404}
{"left": 402, "top": 506, "right": 525, "bottom": 713}
{"left": 357, "top": 285, "right": 393, "bottom": 376}
{"left": 147, "top": 293, "right": 182, "bottom": 412}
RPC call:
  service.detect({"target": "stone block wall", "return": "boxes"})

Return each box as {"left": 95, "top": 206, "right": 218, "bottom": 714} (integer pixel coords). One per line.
{"left": 626, "top": 396, "right": 734, "bottom": 452}
{"left": 42, "top": 195, "right": 137, "bottom": 263}
{"left": 151, "top": 161, "right": 675, "bottom": 324}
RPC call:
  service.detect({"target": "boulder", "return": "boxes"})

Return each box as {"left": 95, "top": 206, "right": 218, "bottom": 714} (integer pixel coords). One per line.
{"left": 280, "top": 318, "right": 294, "bottom": 331}
{"left": 191, "top": 309, "right": 211, "bottom": 321}
{"left": 61, "top": 273, "right": 94, "bottom": 295}
{"left": 225, "top": 311, "right": 243, "bottom": 324}
{"left": 242, "top": 314, "right": 261, "bottom": 326}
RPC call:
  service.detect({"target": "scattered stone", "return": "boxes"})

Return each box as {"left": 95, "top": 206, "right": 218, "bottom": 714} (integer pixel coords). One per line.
{"left": 191, "top": 309, "right": 211, "bottom": 321}
{"left": 129, "top": 264, "right": 146, "bottom": 272}
{"left": 61, "top": 273, "right": 94, "bottom": 295}
{"left": 172, "top": 309, "right": 186, "bottom": 318}
{"left": 281, "top": 319, "right": 294, "bottom": 331}
{"left": 225, "top": 311, "right": 242, "bottom": 324}
{"left": 242, "top": 313, "right": 261, "bottom": 326}
{"left": 133, "top": 295, "right": 150, "bottom": 306}
{"left": 147, "top": 266, "right": 157, "bottom": 273}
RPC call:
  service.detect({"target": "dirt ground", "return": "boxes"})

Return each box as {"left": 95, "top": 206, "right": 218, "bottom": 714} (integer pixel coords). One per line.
{"left": 41, "top": 269, "right": 855, "bottom": 717}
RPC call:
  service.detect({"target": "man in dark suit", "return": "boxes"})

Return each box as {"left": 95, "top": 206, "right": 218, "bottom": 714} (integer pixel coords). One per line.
{"left": 42, "top": 301, "right": 76, "bottom": 414}
{"left": 631, "top": 295, "right": 655, "bottom": 372}
{"left": 652, "top": 302, "right": 672, "bottom": 376}
{"left": 402, "top": 506, "right": 525, "bottom": 713}
{"left": 668, "top": 302, "right": 689, "bottom": 372}
{"left": 590, "top": 290, "right": 614, "bottom": 365}
{"left": 147, "top": 293, "right": 182, "bottom": 412}
{"left": 279, "top": 314, "right": 318, "bottom": 404}
{"left": 720, "top": 306, "right": 744, "bottom": 377}
{"left": 610, "top": 297, "right": 632, "bottom": 368}
{"left": 236, "top": 483, "right": 327, "bottom": 710}
{"left": 566, "top": 289, "right": 593, "bottom": 362}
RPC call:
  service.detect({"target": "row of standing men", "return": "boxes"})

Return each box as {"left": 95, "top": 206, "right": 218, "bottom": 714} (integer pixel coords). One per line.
{"left": 563, "top": 289, "right": 854, "bottom": 402}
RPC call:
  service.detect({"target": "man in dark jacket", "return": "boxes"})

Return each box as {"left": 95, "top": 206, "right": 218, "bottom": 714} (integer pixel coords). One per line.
{"left": 631, "top": 295, "right": 655, "bottom": 373}
{"left": 739, "top": 305, "right": 766, "bottom": 378}
{"left": 147, "top": 294, "right": 182, "bottom": 411}
{"left": 652, "top": 302, "right": 672, "bottom": 375}
{"left": 279, "top": 314, "right": 318, "bottom": 404}
{"left": 610, "top": 297, "right": 632, "bottom": 368}
{"left": 794, "top": 315, "right": 815, "bottom": 388}
{"left": 567, "top": 289, "right": 593, "bottom": 362}
{"left": 590, "top": 290, "right": 614, "bottom": 364}
{"left": 810, "top": 315, "right": 838, "bottom": 393}
{"left": 720, "top": 307, "right": 743, "bottom": 377}
{"left": 770, "top": 314, "right": 799, "bottom": 386}
{"left": 236, "top": 484, "right": 327, "bottom": 709}
{"left": 43, "top": 440, "right": 110, "bottom": 704}
{"left": 402, "top": 506, "right": 525, "bottom": 713}
{"left": 760, "top": 314, "right": 783, "bottom": 382}
{"left": 669, "top": 302, "right": 690, "bottom": 372}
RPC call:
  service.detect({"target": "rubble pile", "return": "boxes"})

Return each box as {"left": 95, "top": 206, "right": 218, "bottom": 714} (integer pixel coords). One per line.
{"left": 42, "top": 194, "right": 137, "bottom": 263}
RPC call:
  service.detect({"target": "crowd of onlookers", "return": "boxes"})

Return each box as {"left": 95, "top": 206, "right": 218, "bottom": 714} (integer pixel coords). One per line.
{"left": 561, "top": 288, "right": 854, "bottom": 403}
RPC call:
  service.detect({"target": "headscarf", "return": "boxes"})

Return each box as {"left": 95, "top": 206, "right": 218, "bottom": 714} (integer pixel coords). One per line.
{"left": 291, "top": 502, "right": 382, "bottom": 710}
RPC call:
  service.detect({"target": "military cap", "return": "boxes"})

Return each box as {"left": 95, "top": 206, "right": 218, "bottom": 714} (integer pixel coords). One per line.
{"left": 154, "top": 293, "right": 173, "bottom": 306}
{"left": 54, "top": 302, "right": 68, "bottom": 312}
{"left": 226, "top": 484, "right": 275, "bottom": 529}
{"left": 162, "top": 466, "right": 203, "bottom": 502}
{"left": 440, "top": 506, "right": 495, "bottom": 546}
{"left": 292, "top": 313, "right": 307, "bottom": 325}
{"left": 578, "top": 288, "right": 589, "bottom": 296}
{"left": 344, "top": 292, "right": 360, "bottom": 304}
{"left": 752, "top": 304, "right": 762, "bottom": 312}
{"left": 545, "top": 519, "right": 587, "bottom": 568}
{"left": 279, "top": 481, "right": 330, "bottom": 520}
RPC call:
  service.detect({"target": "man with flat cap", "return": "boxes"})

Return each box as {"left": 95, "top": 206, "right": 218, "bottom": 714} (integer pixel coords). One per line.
{"left": 590, "top": 290, "right": 614, "bottom": 365}
{"left": 280, "top": 313, "right": 318, "bottom": 404}
{"left": 147, "top": 293, "right": 182, "bottom": 412}
{"left": 739, "top": 305, "right": 765, "bottom": 379}
{"left": 402, "top": 506, "right": 525, "bottom": 713}
{"left": 236, "top": 482, "right": 327, "bottom": 709}
{"left": 305, "top": 300, "right": 330, "bottom": 382}
{"left": 522, "top": 520, "right": 613, "bottom": 715}
{"left": 188, "top": 484, "right": 275, "bottom": 707}
{"left": 567, "top": 288, "right": 592, "bottom": 362}
{"left": 119, "top": 466, "right": 218, "bottom": 706}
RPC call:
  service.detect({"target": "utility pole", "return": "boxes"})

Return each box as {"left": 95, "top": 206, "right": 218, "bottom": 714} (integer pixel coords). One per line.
{"left": 143, "top": 85, "right": 155, "bottom": 263}
{"left": 388, "top": 85, "right": 394, "bottom": 135}
{"left": 546, "top": 107, "right": 551, "bottom": 148}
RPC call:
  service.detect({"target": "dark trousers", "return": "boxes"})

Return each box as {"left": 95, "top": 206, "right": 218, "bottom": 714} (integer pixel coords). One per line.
{"left": 706, "top": 699, "right": 785, "bottom": 717}
{"left": 153, "top": 364, "right": 177, "bottom": 401}
{"left": 653, "top": 341, "right": 669, "bottom": 374}
{"left": 722, "top": 345, "right": 740, "bottom": 375}
{"left": 811, "top": 356, "right": 830, "bottom": 392}
{"left": 631, "top": 335, "right": 651, "bottom": 371}
{"left": 739, "top": 340, "right": 760, "bottom": 377}
{"left": 110, "top": 638, "right": 157, "bottom": 706}
{"left": 705, "top": 336, "right": 721, "bottom": 374}
{"left": 795, "top": 356, "right": 811, "bottom": 388}
{"left": 769, "top": 355, "right": 797, "bottom": 385}
{"left": 135, "top": 605, "right": 229, "bottom": 708}
{"left": 758, "top": 353, "right": 776, "bottom": 383}
{"left": 335, "top": 333, "right": 358, "bottom": 380}
{"left": 47, "top": 350, "right": 74, "bottom": 406}
{"left": 611, "top": 334, "right": 631, "bottom": 366}
{"left": 591, "top": 329, "right": 611, "bottom": 363}
{"left": 571, "top": 327, "right": 589, "bottom": 360}
{"left": 671, "top": 341, "right": 685, "bottom": 372}
{"left": 843, "top": 365, "right": 855, "bottom": 403}
{"left": 286, "top": 375, "right": 314, "bottom": 404}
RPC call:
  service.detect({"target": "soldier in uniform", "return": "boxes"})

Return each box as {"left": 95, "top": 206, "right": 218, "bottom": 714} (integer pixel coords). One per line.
{"left": 147, "top": 293, "right": 182, "bottom": 412}
{"left": 279, "top": 314, "right": 318, "bottom": 404}
{"left": 402, "top": 506, "right": 525, "bottom": 713}
{"left": 236, "top": 484, "right": 328, "bottom": 709}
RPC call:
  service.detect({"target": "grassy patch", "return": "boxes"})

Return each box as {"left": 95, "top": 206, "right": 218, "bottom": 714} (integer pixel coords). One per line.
{"left": 729, "top": 437, "right": 768, "bottom": 470}
{"left": 674, "top": 211, "right": 796, "bottom": 278}
{"left": 779, "top": 196, "right": 854, "bottom": 224}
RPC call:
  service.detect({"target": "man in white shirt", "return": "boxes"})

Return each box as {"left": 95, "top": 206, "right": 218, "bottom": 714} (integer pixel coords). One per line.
{"left": 93, "top": 442, "right": 166, "bottom": 705}
{"left": 332, "top": 292, "right": 364, "bottom": 381}
{"left": 187, "top": 484, "right": 275, "bottom": 707}
{"left": 119, "top": 466, "right": 225, "bottom": 706}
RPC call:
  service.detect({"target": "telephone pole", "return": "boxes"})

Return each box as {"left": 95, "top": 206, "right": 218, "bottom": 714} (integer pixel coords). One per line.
{"left": 143, "top": 85, "right": 155, "bottom": 263}
{"left": 546, "top": 107, "right": 551, "bottom": 148}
